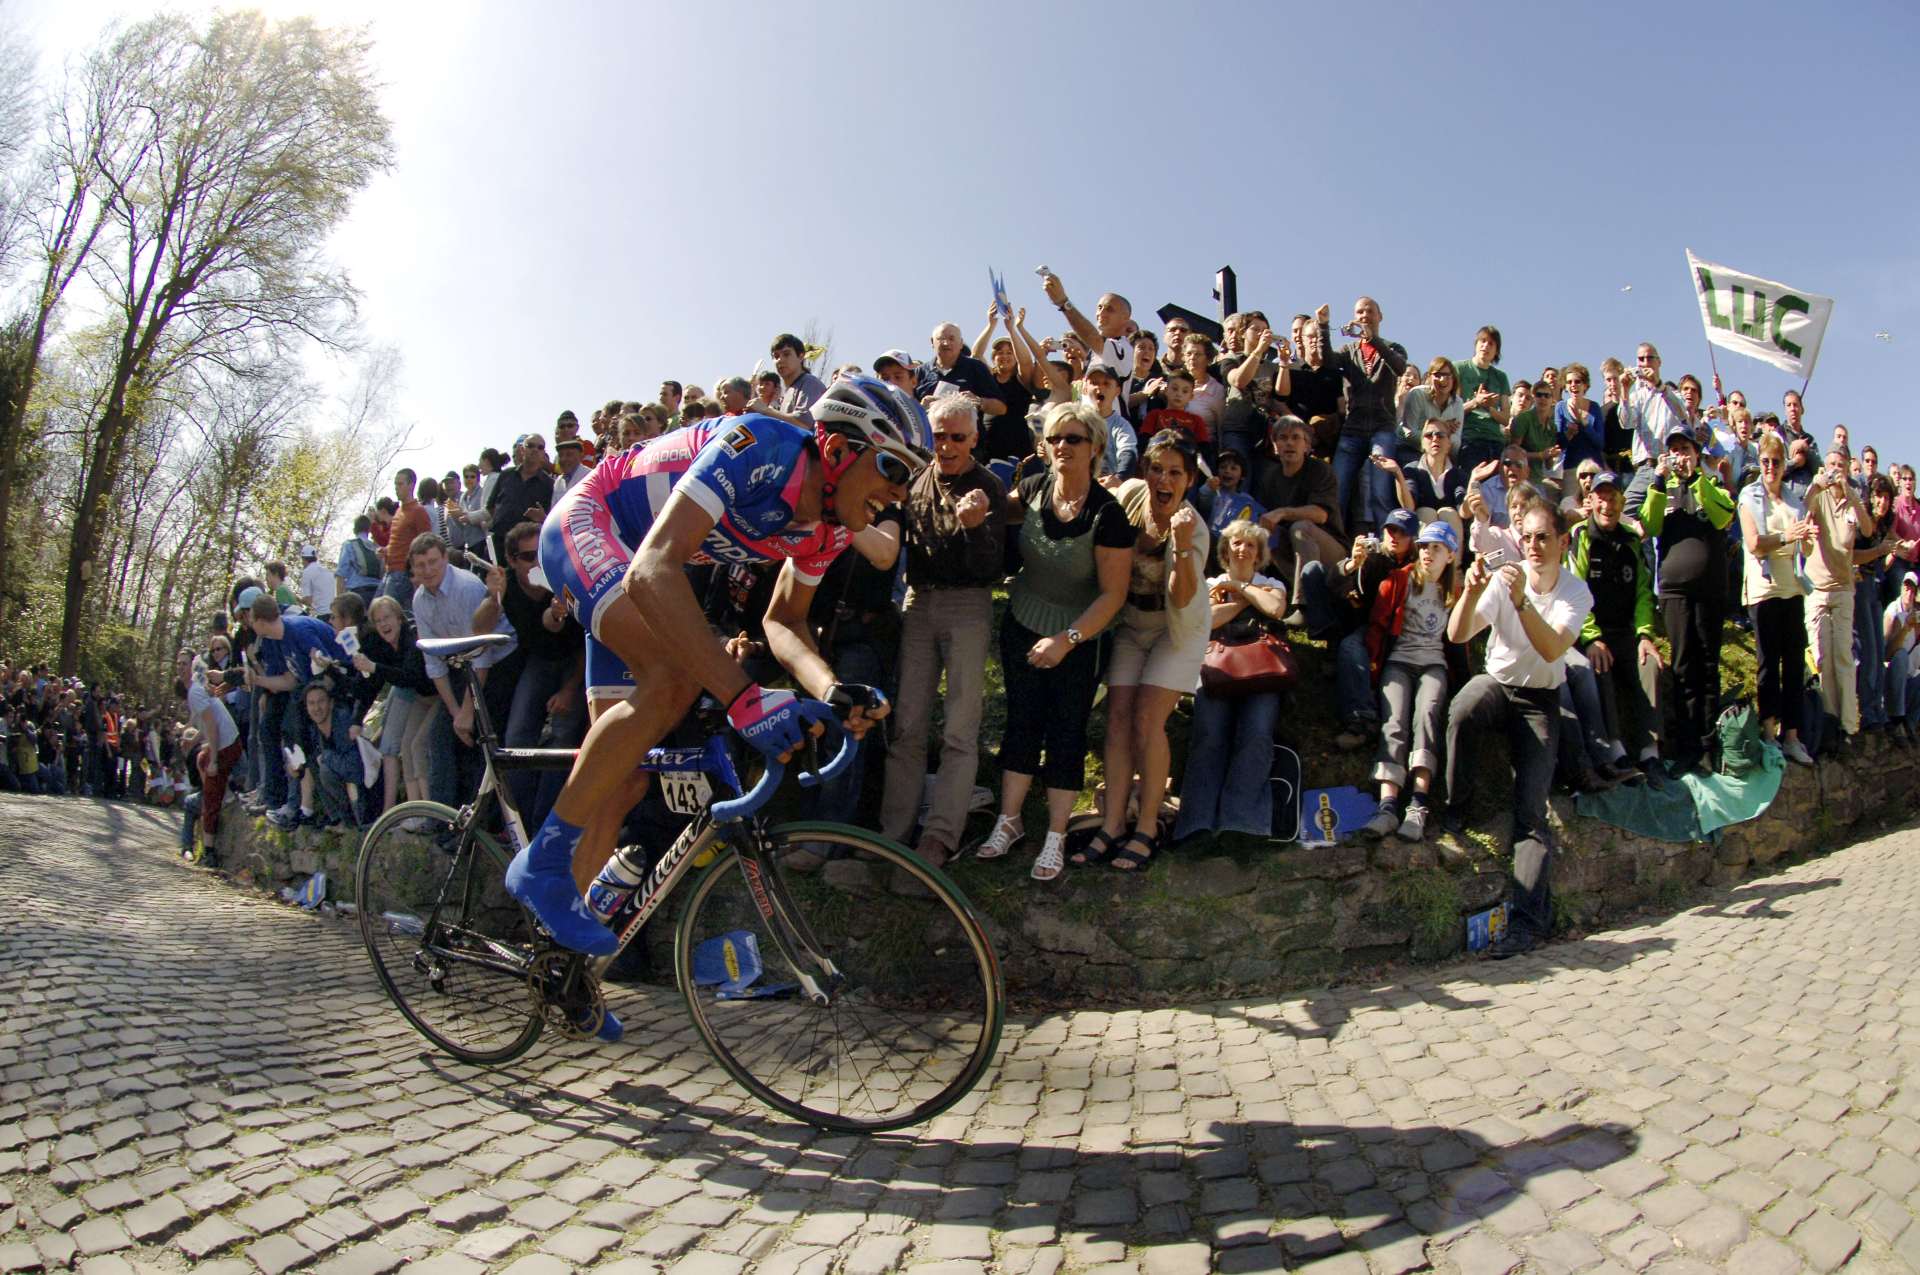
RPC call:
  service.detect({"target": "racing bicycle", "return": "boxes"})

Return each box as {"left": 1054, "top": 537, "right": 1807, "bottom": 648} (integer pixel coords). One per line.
{"left": 353, "top": 632, "right": 1004, "bottom": 1132}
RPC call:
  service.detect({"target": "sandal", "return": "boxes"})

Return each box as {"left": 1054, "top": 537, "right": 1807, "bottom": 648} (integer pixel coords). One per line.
{"left": 973, "top": 814, "right": 1024, "bottom": 860}
{"left": 1030, "top": 832, "right": 1067, "bottom": 882}
{"left": 1109, "top": 830, "right": 1158, "bottom": 873}
{"left": 1068, "top": 827, "right": 1118, "bottom": 867}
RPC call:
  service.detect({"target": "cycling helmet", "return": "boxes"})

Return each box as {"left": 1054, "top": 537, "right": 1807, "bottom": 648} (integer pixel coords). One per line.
{"left": 810, "top": 374, "right": 935, "bottom": 473}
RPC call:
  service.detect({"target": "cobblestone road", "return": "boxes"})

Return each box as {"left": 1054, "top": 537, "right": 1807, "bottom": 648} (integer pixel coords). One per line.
{"left": 3, "top": 795, "right": 1920, "bottom": 1273}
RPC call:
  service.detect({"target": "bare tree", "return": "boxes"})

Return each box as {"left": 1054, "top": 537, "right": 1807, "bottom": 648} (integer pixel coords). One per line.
{"left": 52, "top": 10, "right": 393, "bottom": 673}
{"left": 0, "top": 13, "right": 38, "bottom": 270}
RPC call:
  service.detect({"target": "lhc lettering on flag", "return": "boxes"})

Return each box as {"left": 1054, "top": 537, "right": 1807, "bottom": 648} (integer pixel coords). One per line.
{"left": 1685, "top": 250, "right": 1834, "bottom": 381}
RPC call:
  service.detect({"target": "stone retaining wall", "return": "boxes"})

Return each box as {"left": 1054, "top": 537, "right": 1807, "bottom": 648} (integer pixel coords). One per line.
{"left": 211, "top": 738, "right": 1920, "bottom": 1002}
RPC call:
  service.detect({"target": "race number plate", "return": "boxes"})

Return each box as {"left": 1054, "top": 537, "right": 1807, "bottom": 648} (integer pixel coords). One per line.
{"left": 660, "top": 771, "right": 711, "bottom": 816}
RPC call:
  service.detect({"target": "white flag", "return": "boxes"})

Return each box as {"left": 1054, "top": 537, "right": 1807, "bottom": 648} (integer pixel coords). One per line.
{"left": 1686, "top": 251, "right": 1833, "bottom": 381}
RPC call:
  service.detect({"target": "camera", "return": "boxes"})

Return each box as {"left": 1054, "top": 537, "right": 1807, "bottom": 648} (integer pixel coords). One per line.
{"left": 1340, "top": 321, "right": 1368, "bottom": 340}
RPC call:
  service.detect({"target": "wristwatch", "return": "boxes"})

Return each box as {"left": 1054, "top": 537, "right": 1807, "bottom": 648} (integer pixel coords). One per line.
{"left": 1065, "top": 628, "right": 1083, "bottom": 646}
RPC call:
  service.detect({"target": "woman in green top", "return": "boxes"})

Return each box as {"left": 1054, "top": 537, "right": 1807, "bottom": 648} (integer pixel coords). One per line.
{"left": 976, "top": 401, "right": 1133, "bottom": 880}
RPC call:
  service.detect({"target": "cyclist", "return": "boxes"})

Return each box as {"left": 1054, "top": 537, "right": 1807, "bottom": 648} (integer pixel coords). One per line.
{"left": 506, "top": 375, "right": 933, "bottom": 1039}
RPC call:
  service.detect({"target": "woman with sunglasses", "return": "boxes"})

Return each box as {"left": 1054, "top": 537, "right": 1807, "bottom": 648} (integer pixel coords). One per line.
{"left": 1737, "top": 432, "right": 1817, "bottom": 765}
{"left": 1555, "top": 363, "right": 1606, "bottom": 474}
{"left": 1378, "top": 416, "right": 1467, "bottom": 549}
{"left": 1394, "top": 358, "right": 1464, "bottom": 458}
{"left": 1074, "top": 430, "right": 1211, "bottom": 876}
{"left": 977, "top": 402, "right": 1132, "bottom": 879}
{"left": 1172, "top": 513, "right": 1289, "bottom": 842}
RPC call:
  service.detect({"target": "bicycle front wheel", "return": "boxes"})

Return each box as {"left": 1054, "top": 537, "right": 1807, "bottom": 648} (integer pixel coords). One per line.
{"left": 674, "top": 823, "right": 1004, "bottom": 1132}
{"left": 356, "top": 800, "right": 544, "bottom": 1065}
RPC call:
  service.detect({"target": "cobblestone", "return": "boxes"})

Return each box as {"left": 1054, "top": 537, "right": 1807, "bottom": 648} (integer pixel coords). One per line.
{"left": 4, "top": 796, "right": 1919, "bottom": 1273}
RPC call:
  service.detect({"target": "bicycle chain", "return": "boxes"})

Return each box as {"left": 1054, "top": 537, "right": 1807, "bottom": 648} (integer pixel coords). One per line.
{"left": 527, "top": 950, "right": 604, "bottom": 1041}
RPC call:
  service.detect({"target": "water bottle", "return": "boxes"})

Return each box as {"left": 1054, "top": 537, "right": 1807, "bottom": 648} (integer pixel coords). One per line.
{"left": 585, "top": 844, "right": 648, "bottom": 923}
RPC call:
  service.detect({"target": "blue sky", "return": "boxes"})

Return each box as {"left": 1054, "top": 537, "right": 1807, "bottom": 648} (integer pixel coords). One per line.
{"left": 14, "top": 0, "right": 1920, "bottom": 478}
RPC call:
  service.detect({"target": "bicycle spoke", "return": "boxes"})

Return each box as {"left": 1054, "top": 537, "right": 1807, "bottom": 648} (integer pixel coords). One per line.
{"left": 675, "top": 829, "right": 1002, "bottom": 1130}
{"left": 356, "top": 802, "right": 543, "bottom": 1065}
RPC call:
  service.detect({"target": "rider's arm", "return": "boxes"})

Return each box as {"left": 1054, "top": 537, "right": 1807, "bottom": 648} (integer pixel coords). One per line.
{"left": 852, "top": 516, "right": 902, "bottom": 571}
{"left": 623, "top": 493, "right": 756, "bottom": 705}
{"left": 762, "top": 564, "right": 836, "bottom": 700}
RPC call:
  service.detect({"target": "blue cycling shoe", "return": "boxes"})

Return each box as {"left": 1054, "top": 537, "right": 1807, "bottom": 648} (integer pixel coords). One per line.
{"left": 567, "top": 1004, "right": 623, "bottom": 1043}
{"left": 505, "top": 838, "right": 620, "bottom": 958}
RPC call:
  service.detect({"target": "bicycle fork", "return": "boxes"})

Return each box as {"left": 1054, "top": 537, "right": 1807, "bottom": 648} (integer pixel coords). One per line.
{"left": 730, "top": 831, "right": 844, "bottom": 1007}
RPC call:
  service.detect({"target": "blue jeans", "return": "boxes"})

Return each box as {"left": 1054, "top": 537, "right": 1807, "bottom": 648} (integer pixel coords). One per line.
{"left": 1559, "top": 652, "right": 1620, "bottom": 769}
{"left": 1331, "top": 434, "right": 1381, "bottom": 534}
{"left": 1335, "top": 629, "right": 1374, "bottom": 726}
{"left": 256, "top": 690, "right": 294, "bottom": 809}
{"left": 1887, "top": 649, "right": 1920, "bottom": 729}
{"left": 503, "top": 654, "right": 585, "bottom": 829}
{"left": 1856, "top": 577, "right": 1887, "bottom": 727}
{"left": 1174, "top": 688, "right": 1280, "bottom": 839}
{"left": 380, "top": 570, "right": 414, "bottom": 613}
{"left": 180, "top": 791, "right": 202, "bottom": 852}
{"left": 1296, "top": 560, "right": 1342, "bottom": 640}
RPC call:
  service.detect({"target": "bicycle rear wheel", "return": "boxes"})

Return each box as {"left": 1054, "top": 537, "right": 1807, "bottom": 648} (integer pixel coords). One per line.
{"left": 355, "top": 800, "right": 544, "bottom": 1065}
{"left": 674, "top": 823, "right": 1004, "bottom": 1132}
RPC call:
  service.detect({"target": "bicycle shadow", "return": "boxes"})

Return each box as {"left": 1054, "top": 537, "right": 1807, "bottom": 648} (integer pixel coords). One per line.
{"left": 413, "top": 1041, "right": 1640, "bottom": 1268}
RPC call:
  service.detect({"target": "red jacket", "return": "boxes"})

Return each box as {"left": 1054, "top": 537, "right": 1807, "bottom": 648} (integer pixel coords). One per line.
{"left": 1363, "top": 563, "right": 1417, "bottom": 683}
{"left": 1362, "top": 563, "right": 1467, "bottom": 687}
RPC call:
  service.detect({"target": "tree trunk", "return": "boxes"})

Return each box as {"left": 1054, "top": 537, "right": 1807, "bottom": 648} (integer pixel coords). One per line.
{"left": 59, "top": 393, "right": 131, "bottom": 675}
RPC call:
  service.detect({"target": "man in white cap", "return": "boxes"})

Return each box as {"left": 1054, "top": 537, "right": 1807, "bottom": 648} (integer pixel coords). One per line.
{"left": 297, "top": 543, "right": 336, "bottom": 616}
{"left": 872, "top": 349, "right": 918, "bottom": 395}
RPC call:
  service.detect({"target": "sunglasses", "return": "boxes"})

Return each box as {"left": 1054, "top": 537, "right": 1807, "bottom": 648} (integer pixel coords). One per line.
{"left": 934, "top": 431, "right": 972, "bottom": 445}
{"left": 1045, "top": 434, "right": 1091, "bottom": 447}
{"left": 850, "top": 442, "right": 916, "bottom": 485}
{"left": 510, "top": 550, "right": 538, "bottom": 564}
{"left": 1422, "top": 431, "right": 1447, "bottom": 440}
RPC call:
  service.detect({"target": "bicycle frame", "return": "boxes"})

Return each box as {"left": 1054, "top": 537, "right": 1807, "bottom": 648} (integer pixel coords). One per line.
{"left": 434, "top": 652, "right": 846, "bottom": 1005}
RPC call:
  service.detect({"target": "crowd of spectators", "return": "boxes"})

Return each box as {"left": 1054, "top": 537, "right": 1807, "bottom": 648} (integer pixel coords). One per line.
{"left": 22, "top": 286, "right": 1915, "bottom": 960}
{"left": 0, "top": 662, "right": 195, "bottom": 806}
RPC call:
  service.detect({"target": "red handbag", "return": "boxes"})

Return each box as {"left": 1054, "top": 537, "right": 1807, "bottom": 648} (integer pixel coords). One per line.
{"left": 1199, "top": 630, "right": 1298, "bottom": 698}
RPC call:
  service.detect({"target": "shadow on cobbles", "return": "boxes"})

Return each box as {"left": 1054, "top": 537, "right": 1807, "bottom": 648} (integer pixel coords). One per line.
{"left": 1205, "top": 932, "right": 1677, "bottom": 1043}
{"left": 1688, "top": 875, "right": 1841, "bottom": 918}
{"left": 410, "top": 1050, "right": 1637, "bottom": 1267}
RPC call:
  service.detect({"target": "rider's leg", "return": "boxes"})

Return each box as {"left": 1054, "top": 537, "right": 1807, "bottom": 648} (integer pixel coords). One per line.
{"left": 572, "top": 694, "right": 651, "bottom": 894}
{"left": 564, "top": 604, "right": 700, "bottom": 890}
{"left": 507, "top": 597, "right": 698, "bottom": 955}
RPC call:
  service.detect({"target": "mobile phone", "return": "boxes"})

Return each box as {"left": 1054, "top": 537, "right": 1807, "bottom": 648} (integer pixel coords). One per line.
{"left": 1033, "top": 265, "right": 1053, "bottom": 278}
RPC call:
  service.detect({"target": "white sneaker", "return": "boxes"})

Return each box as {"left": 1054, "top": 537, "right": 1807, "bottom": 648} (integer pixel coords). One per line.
{"left": 975, "top": 814, "right": 1023, "bottom": 860}
{"left": 1780, "top": 738, "right": 1814, "bottom": 767}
